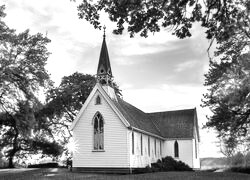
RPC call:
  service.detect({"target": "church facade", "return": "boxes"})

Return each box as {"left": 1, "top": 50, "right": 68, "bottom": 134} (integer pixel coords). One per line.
{"left": 70, "top": 34, "right": 200, "bottom": 173}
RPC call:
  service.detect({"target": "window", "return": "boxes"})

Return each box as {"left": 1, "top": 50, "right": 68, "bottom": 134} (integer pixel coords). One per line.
{"left": 160, "top": 141, "right": 162, "bottom": 156}
{"left": 154, "top": 139, "right": 156, "bottom": 156}
{"left": 141, "top": 134, "right": 143, "bottom": 155}
{"left": 132, "top": 132, "right": 134, "bottom": 155}
{"left": 174, "top": 140, "right": 179, "bottom": 158}
{"left": 195, "top": 138, "right": 198, "bottom": 159}
{"left": 93, "top": 112, "right": 104, "bottom": 150}
{"left": 148, "top": 136, "right": 150, "bottom": 156}
{"left": 95, "top": 95, "right": 101, "bottom": 105}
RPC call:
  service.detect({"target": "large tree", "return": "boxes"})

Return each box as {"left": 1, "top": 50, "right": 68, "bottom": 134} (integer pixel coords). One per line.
{"left": 0, "top": 5, "right": 62, "bottom": 167}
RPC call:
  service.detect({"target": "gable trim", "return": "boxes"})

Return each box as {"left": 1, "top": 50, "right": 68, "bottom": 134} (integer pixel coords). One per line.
{"left": 97, "top": 84, "right": 130, "bottom": 127}
{"left": 70, "top": 83, "right": 130, "bottom": 130}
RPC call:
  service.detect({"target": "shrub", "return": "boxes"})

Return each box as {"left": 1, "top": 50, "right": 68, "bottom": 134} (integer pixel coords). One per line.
{"left": 27, "top": 162, "right": 58, "bottom": 168}
{"left": 231, "top": 152, "right": 244, "bottom": 167}
{"left": 227, "top": 167, "right": 250, "bottom": 174}
{"left": 151, "top": 156, "right": 193, "bottom": 172}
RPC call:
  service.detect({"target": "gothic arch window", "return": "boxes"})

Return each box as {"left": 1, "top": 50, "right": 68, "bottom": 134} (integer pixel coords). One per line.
{"left": 93, "top": 112, "right": 104, "bottom": 150}
{"left": 148, "top": 136, "right": 150, "bottom": 156}
{"left": 160, "top": 141, "right": 162, "bottom": 156}
{"left": 132, "top": 132, "right": 134, "bottom": 155}
{"left": 195, "top": 138, "right": 198, "bottom": 159}
{"left": 95, "top": 95, "right": 101, "bottom": 105}
{"left": 141, "top": 134, "right": 143, "bottom": 155}
{"left": 154, "top": 139, "right": 156, "bottom": 156}
{"left": 174, "top": 140, "right": 179, "bottom": 158}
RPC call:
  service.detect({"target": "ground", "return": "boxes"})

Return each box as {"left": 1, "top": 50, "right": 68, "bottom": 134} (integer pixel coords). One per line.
{"left": 0, "top": 168, "right": 250, "bottom": 180}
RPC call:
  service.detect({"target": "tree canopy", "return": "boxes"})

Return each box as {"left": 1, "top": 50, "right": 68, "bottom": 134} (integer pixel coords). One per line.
{"left": 76, "top": 0, "right": 249, "bottom": 41}
{"left": 0, "top": 5, "right": 62, "bottom": 167}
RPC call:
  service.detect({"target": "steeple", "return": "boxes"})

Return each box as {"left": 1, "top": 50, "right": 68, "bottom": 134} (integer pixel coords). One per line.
{"left": 97, "top": 26, "right": 113, "bottom": 86}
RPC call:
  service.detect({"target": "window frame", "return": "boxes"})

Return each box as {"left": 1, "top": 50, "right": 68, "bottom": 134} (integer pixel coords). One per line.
{"left": 148, "top": 136, "right": 150, "bottom": 156}
{"left": 141, "top": 134, "right": 143, "bottom": 156}
{"left": 92, "top": 112, "right": 105, "bottom": 152}
{"left": 154, "top": 139, "right": 156, "bottom": 156}
{"left": 132, "top": 132, "right": 134, "bottom": 155}
{"left": 95, "top": 95, "right": 101, "bottom": 105}
{"left": 174, "top": 140, "right": 179, "bottom": 158}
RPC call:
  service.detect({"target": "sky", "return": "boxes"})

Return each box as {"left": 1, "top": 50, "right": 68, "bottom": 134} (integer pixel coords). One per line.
{"left": 2, "top": 0, "right": 222, "bottom": 158}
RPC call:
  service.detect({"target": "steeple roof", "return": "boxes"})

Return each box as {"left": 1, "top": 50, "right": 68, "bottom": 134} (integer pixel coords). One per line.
{"left": 97, "top": 32, "right": 112, "bottom": 76}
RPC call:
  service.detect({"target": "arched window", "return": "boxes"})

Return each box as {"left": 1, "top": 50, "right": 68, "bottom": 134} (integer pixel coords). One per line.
{"left": 195, "top": 138, "right": 198, "bottom": 159}
{"left": 148, "top": 136, "right": 150, "bottom": 156}
{"left": 95, "top": 95, "right": 101, "bottom": 105}
{"left": 160, "top": 141, "right": 162, "bottom": 156}
{"left": 93, "top": 112, "right": 104, "bottom": 150}
{"left": 141, "top": 134, "right": 143, "bottom": 155}
{"left": 132, "top": 132, "right": 134, "bottom": 154}
{"left": 154, "top": 139, "right": 156, "bottom": 156}
{"left": 174, "top": 140, "right": 179, "bottom": 158}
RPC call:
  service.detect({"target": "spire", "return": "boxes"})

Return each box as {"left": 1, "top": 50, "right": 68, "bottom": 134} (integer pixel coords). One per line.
{"left": 97, "top": 26, "right": 113, "bottom": 86}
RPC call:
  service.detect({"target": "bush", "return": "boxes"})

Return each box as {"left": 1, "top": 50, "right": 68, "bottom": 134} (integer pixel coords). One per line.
{"left": 151, "top": 156, "right": 193, "bottom": 172}
{"left": 231, "top": 152, "right": 244, "bottom": 167}
{"left": 227, "top": 167, "right": 250, "bottom": 174}
{"left": 27, "top": 162, "right": 58, "bottom": 168}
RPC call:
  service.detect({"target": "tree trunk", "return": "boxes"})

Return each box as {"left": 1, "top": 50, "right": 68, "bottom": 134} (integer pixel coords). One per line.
{"left": 8, "top": 156, "right": 14, "bottom": 168}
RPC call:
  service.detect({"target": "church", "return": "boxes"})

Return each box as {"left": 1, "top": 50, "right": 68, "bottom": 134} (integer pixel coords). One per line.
{"left": 70, "top": 32, "right": 200, "bottom": 173}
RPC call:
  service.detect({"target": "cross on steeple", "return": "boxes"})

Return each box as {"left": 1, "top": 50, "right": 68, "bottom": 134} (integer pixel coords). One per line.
{"left": 96, "top": 26, "right": 113, "bottom": 86}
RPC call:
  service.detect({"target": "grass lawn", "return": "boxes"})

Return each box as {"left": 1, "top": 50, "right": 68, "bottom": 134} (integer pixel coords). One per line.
{"left": 0, "top": 168, "right": 250, "bottom": 180}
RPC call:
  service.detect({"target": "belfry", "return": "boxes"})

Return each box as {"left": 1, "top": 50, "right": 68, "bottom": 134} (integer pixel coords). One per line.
{"left": 96, "top": 26, "right": 113, "bottom": 86}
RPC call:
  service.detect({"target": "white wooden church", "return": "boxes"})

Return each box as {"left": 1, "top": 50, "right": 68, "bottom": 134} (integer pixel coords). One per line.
{"left": 70, "top": 32, "right": 200, "bottom": 173}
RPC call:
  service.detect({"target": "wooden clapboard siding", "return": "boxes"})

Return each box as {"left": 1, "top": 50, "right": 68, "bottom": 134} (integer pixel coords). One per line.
{"left": 73, "top": 90, "right": 129, "bottom": 168}
{"left": 192, "top": 126, "right": 200, "bottom": 169}
{"left": 163, "top": 139, "right": 193, "bottom": 167}
{"left": 129, "top": 130, "right": 162, "bottom": 168}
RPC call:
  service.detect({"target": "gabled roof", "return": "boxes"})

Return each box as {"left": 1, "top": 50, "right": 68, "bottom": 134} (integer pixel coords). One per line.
{"left": 148, "top": 109, "right": 197, "bottom": 139}
{"left": 112, "top": 97, "right": 199, "bottom": 140}
{"left": 112, "top": 97, "right": 162, "bottom": 137}
{"left": 71, "top": 83, "right": 199, "bottom": 140}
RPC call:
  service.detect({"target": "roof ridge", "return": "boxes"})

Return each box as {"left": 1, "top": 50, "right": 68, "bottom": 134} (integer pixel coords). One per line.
{"left": 147, "top": 108, "right": 195, "bottom": 115}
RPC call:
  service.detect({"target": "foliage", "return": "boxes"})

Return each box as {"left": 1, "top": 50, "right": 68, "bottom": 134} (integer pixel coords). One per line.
{"left": 231, "top": 152, "right": 245, "bottom": 167}
{"left": 76, "top": 0, "right": 249, "bottom": 42}
{"left": 218, "top": 135, "right": 238, "bottom": 158}
{"left": 151, "top": 156, "right": 193, "bottom": 172}
{"left": 27, "top": 162, "right": 58, "bottom": 168}
{"left": 0, "top": 5, "right": 62, "bottom": 168}
{"left": 201, "top": 1, "right": 250, "bottom": 149}
{"left": 227, "top": 167, "right": 250, "bottom": 174}
{"left": 39, "top": 72, "right": 96, "bottom": 151}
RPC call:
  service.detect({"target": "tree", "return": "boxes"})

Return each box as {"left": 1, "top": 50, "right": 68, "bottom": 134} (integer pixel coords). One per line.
{"left": 0, "top": 5, "right": 62, "bottom": 168}
{"left": 42, "top": 73, "right": 96, "bottom": 144}
{"left": 75, "top": 0, "right": 249, "bottom": 41}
